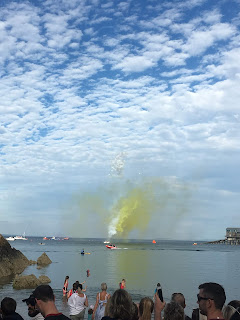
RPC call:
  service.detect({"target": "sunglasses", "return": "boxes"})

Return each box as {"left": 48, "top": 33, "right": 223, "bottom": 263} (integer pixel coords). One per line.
{"left": 197, "top": 294, "right": 214, "bottom": 302}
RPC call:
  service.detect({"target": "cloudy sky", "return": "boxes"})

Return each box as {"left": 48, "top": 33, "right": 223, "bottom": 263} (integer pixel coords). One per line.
{"left": 0, "top": 0, "right": 240, "bottom": 240}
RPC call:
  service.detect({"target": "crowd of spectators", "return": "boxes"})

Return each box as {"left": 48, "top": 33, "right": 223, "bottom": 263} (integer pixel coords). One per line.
{"left": 1, "top": 282, "right": 240, "bottom": 320}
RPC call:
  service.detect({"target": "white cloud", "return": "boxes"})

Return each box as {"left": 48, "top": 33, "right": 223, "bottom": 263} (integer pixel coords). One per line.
{"left": 0, "top": 0, "right": 239, "bottom": 239}
{"left": 113, "top": 55, "right": 155, "bottom": 72}
{"left": 183, "top": 23, "right": 235, "bottom": 56}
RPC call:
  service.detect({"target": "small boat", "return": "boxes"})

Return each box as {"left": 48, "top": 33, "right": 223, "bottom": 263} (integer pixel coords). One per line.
{"left": 193, "top": 243, "right": 197, "bottom": 245}
{"left": 106, "top": 244, "right": 117, "bottom": 249}
{"left": 14, "top": 235, "right": 27, "bottom": 240}
{"left": 43, "top": 237, "right": 48, "bottom": 240}
{"left": 104, "top": 241, "right": 110, "bottom": 244}
{"left": 6, "top": 237, "right": 15, "bottom": 241}
{"left": 63, "top": 237, "right": 69, "bottom": 240}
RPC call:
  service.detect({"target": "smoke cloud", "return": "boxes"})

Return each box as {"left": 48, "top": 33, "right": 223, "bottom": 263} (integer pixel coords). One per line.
{"left": 67, "top": 177, "right": 192, "bottom": 240}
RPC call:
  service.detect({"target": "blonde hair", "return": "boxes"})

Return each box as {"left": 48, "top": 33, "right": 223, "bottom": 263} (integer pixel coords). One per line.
{"left": 139, "top": 297, "right": 154, "bottom": 320}
{"left": 101, "top": 283, "right": 107, "bottom": 291}
{"left": 108, "top": 289, "right": 133, "bottom": 320}
{"left": 164, "top": 301, "right": 184, "bottom": 320}
{"left": 223, "top": 305, "right": 240, "bottom": 320}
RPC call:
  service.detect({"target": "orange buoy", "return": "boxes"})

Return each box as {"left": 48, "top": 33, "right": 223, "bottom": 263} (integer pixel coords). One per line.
{"left": 152, "top": 240, "right": 156, "bottom": 244}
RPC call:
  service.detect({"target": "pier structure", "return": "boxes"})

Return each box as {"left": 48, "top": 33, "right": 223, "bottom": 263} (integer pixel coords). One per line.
{"left": 225, "top": 227, "right": 240, "bottom": 245}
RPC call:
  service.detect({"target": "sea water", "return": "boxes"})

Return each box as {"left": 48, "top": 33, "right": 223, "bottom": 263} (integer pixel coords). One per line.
{"left": 0, "top": 238, "right": 239, "bottom": 319}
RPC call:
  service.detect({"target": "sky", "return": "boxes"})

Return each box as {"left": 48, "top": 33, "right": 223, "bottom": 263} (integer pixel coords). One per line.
{"left": 0, "top": 0, "right": 240, "bottom": 240}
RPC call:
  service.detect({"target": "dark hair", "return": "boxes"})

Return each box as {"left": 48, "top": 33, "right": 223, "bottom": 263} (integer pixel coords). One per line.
{"left": 198, "top": 282, "right": 226, "bottom": 310}
{"left": 1, "top": 297, "right": 17, "bottom": 315}
{"left": 139, "top": 297, "right": 154, "bottom": 320}
{"left": 88, "top": 309, "right": 93, "bottom": 315}
{"left": 109, "top": 289, "right": 133, "bottom": 320}
{"left": 164, "top": 301, "right": 184, "bottom": 320}
{"left": 231, "top": 310, "right": 240, "bottom": 320}
{"left": 32, "top": 285, "right": 54, "bottom": 302}
{"left": 77, "top": 283, "right": 83, "bottom": 290}
{"left": 229, "top": 301, "right": 240, "bottom": 309}
{"left": 171, "top": 293, "right": 186, "bottom": 308}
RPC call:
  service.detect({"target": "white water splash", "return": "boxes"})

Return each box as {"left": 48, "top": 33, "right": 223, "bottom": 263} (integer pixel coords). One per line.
{"left": 108, "top": 216, "right": 119, "bottom": 238}
{"left": 110, "top": 152, "right": 127, "bottom": 177}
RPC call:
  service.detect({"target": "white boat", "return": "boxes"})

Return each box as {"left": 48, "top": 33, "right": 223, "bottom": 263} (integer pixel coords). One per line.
{"left": 6, "top": 236, "right": 15, "bottom": 241}
{"left": 14, "top": 233, "right": 28, "bottom": 240}
{"left": 104, "top": 241, "right": 110, "bottom": 244}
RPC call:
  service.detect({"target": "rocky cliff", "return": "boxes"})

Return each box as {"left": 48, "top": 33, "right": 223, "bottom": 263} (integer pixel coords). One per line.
{"left": 0, "top": 234, "right": 30, "bottom": 278}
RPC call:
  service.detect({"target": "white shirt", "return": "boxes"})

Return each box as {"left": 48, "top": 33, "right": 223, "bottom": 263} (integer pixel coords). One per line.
{"left": 31, "top": 313, "right": 44, "bottom": 320}
{"left": 68, "top": 293, "right": 86, "bottom": 315}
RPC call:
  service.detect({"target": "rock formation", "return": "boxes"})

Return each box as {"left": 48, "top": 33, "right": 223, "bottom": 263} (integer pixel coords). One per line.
{"left": 37, "top": 253, "right": 52, "bottom": 266}
{"left": 38, "top": 275, "right": 51, "bottom": 284}
{"left": 0, "top": 234, "right": 30, "bottom": 278}
{"left": 13, "top": 274, "right": 51, "bottom": 289}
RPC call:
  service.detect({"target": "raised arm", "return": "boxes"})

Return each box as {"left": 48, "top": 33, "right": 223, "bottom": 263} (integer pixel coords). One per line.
{"left": 154, "top": 293, "right": 166, "bottom": 320}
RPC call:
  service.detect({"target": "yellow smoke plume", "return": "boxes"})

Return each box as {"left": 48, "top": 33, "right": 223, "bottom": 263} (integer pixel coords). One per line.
{"left": 108, "top": 185, "right": 156, "bottom": 238}
{"left": 66, "top": 177, "right": 192, "bottom": 239}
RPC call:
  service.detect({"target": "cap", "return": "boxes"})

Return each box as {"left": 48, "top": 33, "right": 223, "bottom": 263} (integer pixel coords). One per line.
{"left": 22, "top": 294, "right": 36, "bottom": 306}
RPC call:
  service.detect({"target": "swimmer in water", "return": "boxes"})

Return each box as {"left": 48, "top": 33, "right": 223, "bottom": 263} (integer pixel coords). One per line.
{"left": 119, "top": 279, "right": 126, "bottom": 289}
{"left": 63, "top": 275, "right": 69, "bottom": 296}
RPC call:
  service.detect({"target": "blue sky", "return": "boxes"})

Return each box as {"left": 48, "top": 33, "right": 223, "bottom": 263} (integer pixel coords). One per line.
{"left": 0, "top": 0, "right": 240, "bottom": 240}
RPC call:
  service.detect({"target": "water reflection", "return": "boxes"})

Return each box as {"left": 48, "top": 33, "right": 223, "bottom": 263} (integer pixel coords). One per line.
{"left": 106, "top": 245, "right": 153, "bottom": 297}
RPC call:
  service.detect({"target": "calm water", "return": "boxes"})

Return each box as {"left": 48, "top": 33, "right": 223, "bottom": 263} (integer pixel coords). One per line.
{"left": 0, "top": 238, "right": 239, "bottom": 319}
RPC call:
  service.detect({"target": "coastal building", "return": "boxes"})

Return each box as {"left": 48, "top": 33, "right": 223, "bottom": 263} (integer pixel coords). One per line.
{"left": 225, "top": 228, "right": 240, "bottom": 244}
{"left": 206, "top": 228, "right": 240, "bottom": 245}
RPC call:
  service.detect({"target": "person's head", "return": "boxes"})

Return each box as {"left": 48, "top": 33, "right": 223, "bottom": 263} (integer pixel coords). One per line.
{"left": 108, "top": 289, "right": 133, "bottom": 320}
{"left": 22, "top": 294, "right": 41, "bottom": 318}
{"left": 198, "top": 282, "right": 226, "bottom": 316}
{"left": 101, "top": 283, "right": 107, "bottom": 291}
{"left": 65, "top": 276, "right": 69, "bottom": 281}
{"left": 32, "top": 285, "right": 55, "bottom": 316}
{"left": 223, "top": 301, "right": 240, "bottom": 320}
{"left": 171, "top": 293, "right": 186, "bottom": 309}
{"left": 164, "top": 301, "right": 184, "bottom": 320}
{"left": 72, "top": 283, "right": 78, "bottom": 292}
{"left": 33, "top": 285, "right": 55, "bottom": 302}
{"left": 77, "top": 283, "right": 83, "bottom": 293}
{"left": 1, "top": 298, "right": 16, "bottom": 316}
{"left": 139, "top": 297, "right": 154, "bottom": 320}
{"left": 88, "top": 305, "right": 94, "bottom": 315}
{"left": 157, "top": 283, "right": 161, "bottom": 287}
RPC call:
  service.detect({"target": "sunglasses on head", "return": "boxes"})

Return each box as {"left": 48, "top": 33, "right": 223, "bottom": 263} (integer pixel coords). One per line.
{"left": 197, "top": 294, "right": 214, "bottom": 302}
